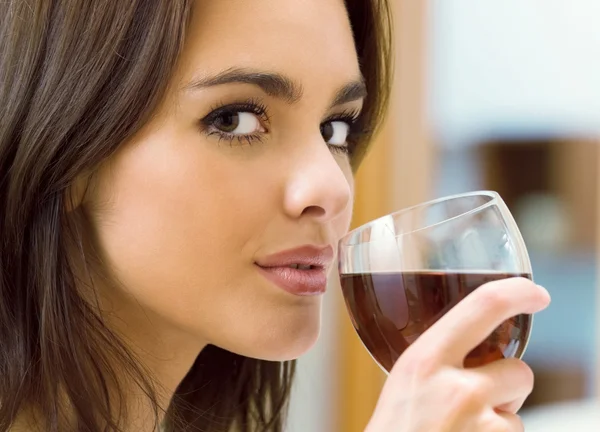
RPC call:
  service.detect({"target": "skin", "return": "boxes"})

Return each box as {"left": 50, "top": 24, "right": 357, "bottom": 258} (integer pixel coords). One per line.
{"left": 80, "top": 0, "right": 360, "bottom": 427}
{"left": 11, "top": 0, "right": 553, "bottom": 431}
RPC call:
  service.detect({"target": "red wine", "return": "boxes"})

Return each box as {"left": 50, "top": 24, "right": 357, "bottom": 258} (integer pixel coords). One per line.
{"left": 340, "top": 272, "right": 532, "bottom": 371}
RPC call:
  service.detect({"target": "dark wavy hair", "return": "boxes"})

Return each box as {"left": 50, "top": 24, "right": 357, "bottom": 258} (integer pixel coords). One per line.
{"left": 0, "top": 1, "right": 392, "bottom": 431}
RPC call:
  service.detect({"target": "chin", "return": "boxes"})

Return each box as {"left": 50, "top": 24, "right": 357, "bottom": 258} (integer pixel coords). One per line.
{"left": 260, "top": 302, "right": 323, "bottom": 361}
{"left": 260, "top": 325, "right": 321, "bottom": 362}
{"left": 221, "top": 313, "right": 322, "bottom": 362}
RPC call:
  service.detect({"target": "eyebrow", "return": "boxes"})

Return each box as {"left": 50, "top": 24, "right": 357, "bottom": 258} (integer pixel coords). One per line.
{"left": 331, "top": 80, "right": 368, "bottom": 107}
{"left": 184, "top": 67, "right": 367, "bottom": 106}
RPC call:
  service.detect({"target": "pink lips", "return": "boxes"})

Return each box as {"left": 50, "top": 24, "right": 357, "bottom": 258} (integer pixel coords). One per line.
{"left": 255, "top": 245, "right": 334, "bottom": 296}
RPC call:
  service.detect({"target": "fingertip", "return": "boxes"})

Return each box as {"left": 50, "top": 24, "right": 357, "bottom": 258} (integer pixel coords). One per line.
{"left": 536, "top": 284, "right": 551, "bottom": 306}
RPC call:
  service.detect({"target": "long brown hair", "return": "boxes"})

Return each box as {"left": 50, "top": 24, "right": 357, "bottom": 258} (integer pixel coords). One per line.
{"left": 0, "top": 1, "right": 392, "bottom": 431}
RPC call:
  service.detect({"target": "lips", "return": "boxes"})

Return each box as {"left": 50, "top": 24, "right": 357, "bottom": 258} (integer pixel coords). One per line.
{"left": 255, "top": 245, "right": 334, "bottom": 296}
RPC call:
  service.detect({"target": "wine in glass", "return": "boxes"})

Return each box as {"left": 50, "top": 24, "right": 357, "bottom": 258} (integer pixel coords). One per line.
{"left": 338, "top": 191, "right": 533, "bottom": 371}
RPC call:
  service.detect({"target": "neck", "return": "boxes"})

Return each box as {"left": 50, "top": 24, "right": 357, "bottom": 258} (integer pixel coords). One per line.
{"left": 15, "top": 238, "right": 209, "bottom": 432}
{"left": 12, "top": 329, "right": 205, "bottom": 432}
{"left": 100, "top": 292, "right": 207, "bottom": 431}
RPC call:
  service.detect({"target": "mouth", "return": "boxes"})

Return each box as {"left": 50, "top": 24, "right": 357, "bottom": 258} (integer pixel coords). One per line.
{"left": 284, "top": 264, "right": 320, "bottom": 270}
{"left": 255, "top": 245, "right": 333, "bottom": 296}
{"left": 255, "top": 264, "right": 328, "bottom": 296}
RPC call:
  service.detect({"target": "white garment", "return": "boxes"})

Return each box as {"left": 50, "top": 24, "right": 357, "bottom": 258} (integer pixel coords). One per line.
{"left": 521, "top": 399, "right": 600, "bottom": 431}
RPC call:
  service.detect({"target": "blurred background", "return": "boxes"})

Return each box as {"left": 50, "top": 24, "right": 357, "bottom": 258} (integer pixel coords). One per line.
{"left": 287, "top": 1, "right": 600, "bottom": 430}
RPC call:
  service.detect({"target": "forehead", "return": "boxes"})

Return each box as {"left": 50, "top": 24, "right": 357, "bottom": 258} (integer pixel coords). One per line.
{"left": 178, "top": 0, "right": 361, "bottom": 91}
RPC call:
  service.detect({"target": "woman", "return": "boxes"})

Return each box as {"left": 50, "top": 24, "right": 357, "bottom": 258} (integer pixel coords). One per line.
{"left": 0, "top": 1, "right": 550, "bottom": 431}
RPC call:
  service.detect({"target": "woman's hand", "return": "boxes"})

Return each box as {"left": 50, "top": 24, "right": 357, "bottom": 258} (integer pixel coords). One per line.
{"left": 367, "top": 277, "right": 550, "bottom": 432}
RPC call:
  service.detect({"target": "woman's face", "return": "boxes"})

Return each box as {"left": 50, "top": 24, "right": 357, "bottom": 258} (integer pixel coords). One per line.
{"left": 85, "top": 0, "right": 362, "bottom": 361}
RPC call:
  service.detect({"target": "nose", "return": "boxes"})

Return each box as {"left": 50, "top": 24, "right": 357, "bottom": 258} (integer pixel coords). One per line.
{"left": 283, "top": 142, "right": 352, "bottom": 222}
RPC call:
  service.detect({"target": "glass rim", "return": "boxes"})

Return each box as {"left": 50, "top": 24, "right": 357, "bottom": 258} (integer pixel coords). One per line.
{"left": 340, "top": 190, "right": 500, "bottom": 246}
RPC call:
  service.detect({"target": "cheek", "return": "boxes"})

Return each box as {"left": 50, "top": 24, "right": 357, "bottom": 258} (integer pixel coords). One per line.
{"left": 337, "top": 163, "right": 355, "bottom": 235}
{"left": 85, "top": 127, "right": 354, "bottom": 360}
{"left": 86, "top": 133, "right": 273, "bottom": 322}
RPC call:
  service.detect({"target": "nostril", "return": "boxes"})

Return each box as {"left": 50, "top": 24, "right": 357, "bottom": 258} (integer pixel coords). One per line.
{"left": 301, "top": 205, "right": 326, "bottom": 218}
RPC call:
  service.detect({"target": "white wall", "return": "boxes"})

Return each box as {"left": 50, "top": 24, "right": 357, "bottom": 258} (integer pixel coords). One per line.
{"left": 430, "top": 0, "right": 600, "bottom": 147}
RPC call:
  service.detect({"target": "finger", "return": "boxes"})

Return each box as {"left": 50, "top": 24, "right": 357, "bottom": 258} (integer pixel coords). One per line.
{"left": 416, "top": 277, "right": 550, "bottom": 365}
{"left": 472, "top": 358, "right": 534, "bottom": 409}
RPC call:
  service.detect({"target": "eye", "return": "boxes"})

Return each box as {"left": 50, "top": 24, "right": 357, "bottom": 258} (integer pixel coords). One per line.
{"left": 212, "top": 111, "right": 265, "bottom": 135}
{"left": 321, "top": 120, "right": 351, "bottom": 146}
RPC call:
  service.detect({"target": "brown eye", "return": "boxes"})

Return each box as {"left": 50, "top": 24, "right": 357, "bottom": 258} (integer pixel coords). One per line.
{"left": 320, "top": 121, "right": 350, "bottom": 146}
{"left": 320, "top": 122, "right": 334, "bottom": 142}
{"left": 214, "top": 112, "right": 240, "bottom": 133}
{"left": 213, "top": 111, "right": 263, "bottom": 134}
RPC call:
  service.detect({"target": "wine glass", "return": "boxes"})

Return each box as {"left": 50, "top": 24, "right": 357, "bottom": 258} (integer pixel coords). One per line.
{"left": 338, "top": 191, "right": 533, "bottom": 372}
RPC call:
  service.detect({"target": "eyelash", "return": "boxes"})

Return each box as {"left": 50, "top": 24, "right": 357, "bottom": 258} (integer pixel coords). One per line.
{"left": 200, "top": 98, "right": 270, "bottom": 146}
{"left": 199, "top": 100, "right": 363, "bottom": 154}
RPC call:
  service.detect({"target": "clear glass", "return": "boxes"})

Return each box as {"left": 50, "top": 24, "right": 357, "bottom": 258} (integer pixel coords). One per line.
{"left": 338, "top": 191, "right": 533, "bottom": 372}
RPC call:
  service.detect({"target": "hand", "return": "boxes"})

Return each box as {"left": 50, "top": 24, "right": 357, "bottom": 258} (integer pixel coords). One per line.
{"left": 366, "top": 277, "right": 550, "bottom": 432}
